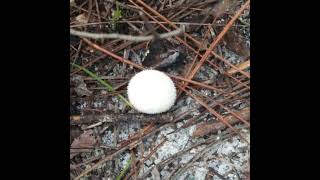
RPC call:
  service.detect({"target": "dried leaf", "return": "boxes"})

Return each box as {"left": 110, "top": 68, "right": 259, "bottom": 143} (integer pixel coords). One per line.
{"left": 71, "top": 130, "right": 97, "bottom": 149}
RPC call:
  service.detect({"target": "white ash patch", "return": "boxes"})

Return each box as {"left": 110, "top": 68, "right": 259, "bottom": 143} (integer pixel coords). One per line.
{"left": 117, "top": 122, "right": 141, "bottom": 141}
{"left": 153, "top": 127, "right": 190, "bottom": 164}
{"left": 101, "top": 90, "right": 108, "bottom": 95}
{"left": 195, "top": 64, "right": 218, "bottom": 81}
{"left": 93, "top": 101, "right": 103, "bottom": 108}
{"left": 102, "top": 130, "right": 114, "bottom": 146}
{"left": 118, "top": 152, "right": 131, "bottom": 169}
{"left": 174, "top": 96, "right": 200, "bottom": 117}
{"left": 217, "top": 19, "right": 225, "bottom": 24}
{"left": 109, "top": 63, "right": 128, "bottom": 77}
{"left": 179, "top": 161, "right": 208, "bottom": 180}
{"left": 185, "top": 96, "right": 200, "bottom": 116}
{"left": 109, "top": 97, "right": 126, "bottom": 112}
{"left": 190, "top": 144, "right": 206, "bottom": 154}
{"left": 79, "top": 101, "right": 88, "bottom": 110}
{"left": 211, "top": 160, "right": 233, "bottom": 177}
{"left": 200, "top": 89, "right": 214, "bottom": 97}
{"left": 188, "top": 125, "right": 196, "bottom": 136}
{"left": 179, "top": 153, "right": 194, "bottom": 164}
{"left": 193, "top": 163, "right": 208, "bottom": 180}
{"left": 174, "top": 131, "right": 249, "bottom": 179}
{"left": 194, "top": 165, "right": 208, "bottom": 180}
{"left": 72, "top": 75, "right": 93, "bottom": 97}
{"left": 210, "top": 131, "right": 249, "bottom": 179}
{"left": 140, "top": 125, "right": 195, "bottom": 176}
{"left": 130, "top": 50, "right": 144, "bottom": 65}
{"left": 222, "top": 46, "right": 242, "bottom": 65}
{"left": 176, "top": 122, "right": 184, "bottom": 128}
{"left": 160, "top": 169, "right": 170, "bottom": 179}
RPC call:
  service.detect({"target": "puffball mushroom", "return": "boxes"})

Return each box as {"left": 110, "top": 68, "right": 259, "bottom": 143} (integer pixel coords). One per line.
{"left": 127, "top": 69, "right": 176, "bottom": 114}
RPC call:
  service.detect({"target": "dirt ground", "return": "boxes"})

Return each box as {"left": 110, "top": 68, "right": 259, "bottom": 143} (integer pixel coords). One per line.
{"left": 70, "top": 0, "right": 250, "bottom": 179}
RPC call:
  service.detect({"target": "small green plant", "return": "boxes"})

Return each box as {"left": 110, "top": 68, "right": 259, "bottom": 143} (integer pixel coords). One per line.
{"left": 111, "top": 1, "right": 122, "bottom": 30}
{"left": 71, "top": 63, "right": 133, "bottom": 108}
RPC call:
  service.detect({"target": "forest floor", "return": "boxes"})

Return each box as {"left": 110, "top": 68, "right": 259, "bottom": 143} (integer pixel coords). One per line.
{"left": 70, "top": 0, "right": 250, "bottom": 179}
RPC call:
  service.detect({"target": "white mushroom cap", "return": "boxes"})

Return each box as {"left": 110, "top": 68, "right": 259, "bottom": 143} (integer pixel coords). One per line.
{"left": 127, "top": 69, "right": 176, "bottom": 114}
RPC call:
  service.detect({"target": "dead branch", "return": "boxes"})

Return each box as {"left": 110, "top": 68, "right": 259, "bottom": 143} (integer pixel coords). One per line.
{"left": 70, "top": 113, "right": 174, "bottom": 125}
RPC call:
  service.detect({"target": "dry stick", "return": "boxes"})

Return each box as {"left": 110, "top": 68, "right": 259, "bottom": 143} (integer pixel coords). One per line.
{"left": 71, "top": 2, "right": 139, "bottom": 21}
{"left": 168, "top": 84, "right": 250, "bottom": 137}
{"left": 129, "top": 0, "right": 205, "bottom": 59}
{"left": 184, "top": 0, "right": 251, "bottom": 89}
{"left": 169, "top": 140, "right": 220, "bottom": 179}
{"left": 206, "top": 59, "right": 250, "bottom": 90}
{"left": 70, "top": 113, "right": 173, "bottom": 125}
{"left": 71, "top": 20, "right": 171, "bottom": 75}
{"left": 73, "top": 123, "right": 157, "bottom": 180}
{"left": 73, "top": 143, "right": 130, "bottom": 180}
{"left": 71, "top": 0, "right": 209, "bottom": 27}
{"left": 170, "top": 74, "right": 223, "bottom": 93}
{"left": 129, "top": 0, "right": 250, "bottom": 95}
{"left": 71, "top": 54, "right": 107, "bottom": 75}
{"left": 139, "top": 131, "right": 235, "bottom": 179}
{"left": 177, "top": 18, "right": 216, "bottom": 98}
{"left": 79, "top": 39, "right": 249, "bottom": 129}
{"left": 177, "top": 6, "right": 222, "bottom": 96}
{"left": 167, "top": 0, "right": 198, "bottom": 20}
{"left": 70, "top": 26, "right": 185, "bottom": 42}
{"left": 134, "top": 0, "right": 250, "bottom": 78}
{"left": 94, "top": 0, "right": 102, "bottom": 30}
{"left": 71, "top": 0, "right": 93, "bottom": 70}
{"left": 79, "top": 39, "right": 247, "bottom": 139}
{"left": 218, "top": 103, "right": 250, "bottom": 126}
{"left": 117, "top": 111, "right": 202, "bottom": 179}
{"left": 70, "top": 21, "right": 243, "bottom": 28}
{"left": 139, "top": 11, "right": 159, "bottom": 38}
{"left": 119, "top": 123, "right": 156, "bottom": 147}
{"left": 84, "top": 76, "right": 128, "bottom": 80}
{"left": 72, "top": 40, "right": 83, "bottom": 66}
{"left": 227, "top": 60, "right": 250, "bottom": 74}
{"left": 187, "top": 85, "right": 250, "bottom": 126}
{"left": 178, "top": 84, "right": 249, "bottom": 144}
{"left": 124, "top": 138, "right": 167, "bottom": 180}
{"left": 81, "top": 38, "right": 224, "bottom": 93}
{"left": 82, "top": 38, "right": 144, "bottom": 69}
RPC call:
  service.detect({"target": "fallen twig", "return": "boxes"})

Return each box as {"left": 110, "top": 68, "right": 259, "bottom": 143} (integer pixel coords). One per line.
{"left": 70, "top": 25, "right": 185, "bottom": 41}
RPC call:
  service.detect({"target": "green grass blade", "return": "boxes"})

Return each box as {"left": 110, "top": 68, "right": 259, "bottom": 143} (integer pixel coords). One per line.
{"left": 116, "top": 158, "right": 132, "bottom": 180}
{"left": 71, "top": 63, "right": 133, "bottom": 108}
